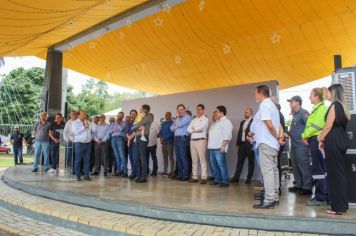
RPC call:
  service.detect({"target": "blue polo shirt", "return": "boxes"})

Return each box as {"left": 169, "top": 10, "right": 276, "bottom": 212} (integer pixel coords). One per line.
{"left": 160, "top": 120, "right": 174, "bottom": 144}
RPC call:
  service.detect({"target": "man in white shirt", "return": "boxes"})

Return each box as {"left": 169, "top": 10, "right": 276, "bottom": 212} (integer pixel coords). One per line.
{"left": 147, "top": 114, "right": 160, "bottom": 176}
{"left": 208, "top": 105, "right": 233, "bottom": 187}
{"left": 63, "top": 110, "right": 78, "bottom": 172}
{"left": 72, "top": 110, "right": 94, "bottom": 181}
{"left": 252, "top": 85, "right": 281, "bottom": 209}
{"left": 187, "top": 104, "right": 209, "bottom": 184}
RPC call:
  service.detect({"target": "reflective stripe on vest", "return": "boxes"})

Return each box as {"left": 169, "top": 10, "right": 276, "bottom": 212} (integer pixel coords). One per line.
{"left": 312, "top": 174, "right": 327, "bottom": 179}
{"left": 311, "top": 123, "right": 323, "bottom": 131}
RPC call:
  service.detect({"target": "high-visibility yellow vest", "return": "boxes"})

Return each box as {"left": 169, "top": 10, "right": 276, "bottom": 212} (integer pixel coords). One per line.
{"left": 301, "top": 102, "right": 328, "bottom": 139}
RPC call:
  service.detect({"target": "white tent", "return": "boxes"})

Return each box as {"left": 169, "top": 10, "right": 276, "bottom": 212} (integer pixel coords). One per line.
{"left": 94, "top": 108, "right": 121, "bottom": 122}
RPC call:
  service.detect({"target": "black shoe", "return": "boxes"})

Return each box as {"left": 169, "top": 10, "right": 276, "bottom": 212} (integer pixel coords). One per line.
{"left": 104, "top": 172, "right": 108, "bottom": 177}
{"left": 122, "top": 173, "right": 128, "bottom": 177}
{"left": 254, "top": 195, "right": 264, "bottom": 201}
{"left": 298, "top": 189, "right": 312, "bottom": 195}
{"left": 219, "top": 183, "right": 229, "bottom": 187}
{"left": 135, "top": 179, "right": 147, "bottom": 183}
{"left": 180, "top": 177, "right": 190, "bottom": 181}
{"left": 209, "top": 182, "right": 218, "bottom": 185}
{"left": 175, "top": 176, "right": 182, "bottom": 181}
{"left": 150, "top": 172, "right": 157, "bottom": 176}
{"left": 45, "top": 168, "right": 49, "bottom": 172}
{"left": 245, "top": 179, "right": 252, "bottom": 184}
{"left": 84, "top": 176, "right": 92, "bottom": 181}
{"left": 254, "top": 191, "right": 264, "bottom": 198}
{"left": 114, "top": 172, "right": 121, "bottom": 176}
{"left": 76, "top": 177, "right": 81, "bottom": 181}
{"left": 108, "top": 169, "right": 112, "bottom": 173}
{"left": 229, "top": 177, "right": 239, "bottom": 183}
{"left": 91, "top": 172, "right": 99, "bottom": 176}
{"left": 188, "top": 179, "right": 199, "bottom": 183}
{"left": 274, "top": 200, "right": 280, "bottom": 205}
{"left": 31, "top": 169, "right": 38, "bottom": 172}
{"left": 253, "top": 202, "right": 275, "bottom": 209}
{"left": 129, "top": 175, "right": 136, "bottom": 180}
{"left": 288, "top": 186, "right": 302, "bottom": 193}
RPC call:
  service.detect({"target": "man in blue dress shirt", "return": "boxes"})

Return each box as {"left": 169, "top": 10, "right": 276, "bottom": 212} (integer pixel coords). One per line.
{"left": 170, "top": 104, "right": 192, "bottom": 181}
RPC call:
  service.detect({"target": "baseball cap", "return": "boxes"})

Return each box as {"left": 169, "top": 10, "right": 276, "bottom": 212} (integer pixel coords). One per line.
{"left": 287, "top": 95, "right": 302, "bottom": 104}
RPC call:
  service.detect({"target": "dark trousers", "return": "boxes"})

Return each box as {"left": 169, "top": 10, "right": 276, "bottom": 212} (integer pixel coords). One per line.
{"left": 233, "top": 142, "right": 255, "bottom": 180}
{"left": 325, "top": 136, "right": 349, "bottom": 212}
{"left": 106, "top": 140, "right": 115, "bottom": 172}
{"left": 187, "top": 141, "right": 192, "bottom": 177}
{"left": 90, "top": 141, "right": 95, "bottom": 171}
{"left": 147, "top": 145, "right": 158, "bottom": 174}
{"left": 94, "top": 142, "right": 108, "bottom": 173}
{"left": 50, "top": 143, "right": 59, "bottom": 169}
{"left": 309, "top": 136, "right": 329, "bottom": 202}
{"left": 129, "top": 142, "right": 137, "bottom": 177}
{"left": 13, "top": 146, "right": 23, "bottom": 165}
{"left": 136, "top": 136, "right": 148, "bottom": 180}
{"left": 277, "top": 144, "right": 285, "bottom": 188}
{"left": 174, "top": 136, "right": 189, "bottom": 178}
{"left": 74, "top": 142, "right": 91, "bottom": 178}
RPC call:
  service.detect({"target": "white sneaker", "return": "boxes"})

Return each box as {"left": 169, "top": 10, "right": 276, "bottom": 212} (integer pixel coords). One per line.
{"left": 47, "top": 168, "right": 56, "bottom": 174}
{"left": 140, "top": 136, "right": 147, "bottom": 142}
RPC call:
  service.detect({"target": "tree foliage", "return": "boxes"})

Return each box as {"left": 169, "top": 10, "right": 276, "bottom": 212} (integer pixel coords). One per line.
{"left": 0, "top": 67, "right": 145, "bottom": 124}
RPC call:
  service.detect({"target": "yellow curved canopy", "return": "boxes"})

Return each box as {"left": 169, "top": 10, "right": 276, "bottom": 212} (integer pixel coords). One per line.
{"left": 2, "top": 0, "right": 356, "bottom": 94}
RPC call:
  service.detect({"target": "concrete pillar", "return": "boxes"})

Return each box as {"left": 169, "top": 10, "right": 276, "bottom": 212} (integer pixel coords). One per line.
{"left": 40, "top": 49, "right": 64, "bottom": 117}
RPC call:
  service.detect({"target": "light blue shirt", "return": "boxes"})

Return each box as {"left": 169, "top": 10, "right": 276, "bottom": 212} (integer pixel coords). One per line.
{"left": 170, "top": 114, "right": 192, "bottom": 136}
{"left": 72, "top": 119, "right": 94, "bottom": 143}
{"left": 109, "top": 120, "right": 127, "bottom": 137}
{"left": 253, "top": 98, "right": 280, "bottom": 151}
{"left": 93, "top": 122, "right": 109, "bottom": 142}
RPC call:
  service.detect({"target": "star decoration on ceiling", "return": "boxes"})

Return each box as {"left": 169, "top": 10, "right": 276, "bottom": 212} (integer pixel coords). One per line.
{"left": 175, "top": 55, "right": 182, "bottom": 64}
{"left": 126, "top": 19, "right": 132, "bottom": 27}
{"left": 89, "top": 40, "right": 97, "bottom": 49}
{"left": 154, "top": 17, "right": 164, "bottom": 26}
{"left": 271, "top": 32, "right": 281, "bottom": 44}
{"left": 199, "top": 0, "right": 205, "bottom": 11}
{"left": 161, "top": 3, "right": 171, "bottom": 13}
{"left": 67, "top": 20, "right": 75, "bottom": 29}
{"left": 223, "top": 43, "right": 231, "bottom": 54}
{"left": 119, "top": 31, "right": 125, "bottom": 40}
{"left": 104, "top": 0, "right": 114, "bottom": 10}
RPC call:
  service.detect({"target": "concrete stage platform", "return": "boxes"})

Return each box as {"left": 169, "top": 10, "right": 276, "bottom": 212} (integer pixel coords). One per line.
{"left": 2, "top": 165, "right": 356, "bottom": 235}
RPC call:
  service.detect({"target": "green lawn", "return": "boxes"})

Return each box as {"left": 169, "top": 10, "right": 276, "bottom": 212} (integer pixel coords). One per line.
{"left": 0, "top": 154, "right": 34, "bottom": 167}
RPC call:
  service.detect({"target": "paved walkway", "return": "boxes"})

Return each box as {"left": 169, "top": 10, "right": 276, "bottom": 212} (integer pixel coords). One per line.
{"left": 0, "top": 205, "right": 87, "bottom": 236}
{"left": 0, "top": 171, "right": 324, "bottom": 236}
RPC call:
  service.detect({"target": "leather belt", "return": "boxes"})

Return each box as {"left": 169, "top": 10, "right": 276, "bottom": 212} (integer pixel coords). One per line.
{"left": 191, "top": 138, "right": 206, "bottom": 141}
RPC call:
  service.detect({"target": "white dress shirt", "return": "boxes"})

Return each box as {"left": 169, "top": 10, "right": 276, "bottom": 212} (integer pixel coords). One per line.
{"left": 208, "top": 116, "right": 233, "bottom": 152}
{"left": 241, "top": 117, "right": 252, "bottom": 142}
{"left": 63, "top": 119, "right": 75, "bottom": 142}
{"left": 148, "top": 121, "right": 160, "bottom": 147}
{"left": 253, "top": 98, "right": 280, "bottom": 151}
{"left": 72, "top": 119, "right": 94, "bottom": 143}
{"left": 187, "top": 115, "right": 209, "bottom": 139}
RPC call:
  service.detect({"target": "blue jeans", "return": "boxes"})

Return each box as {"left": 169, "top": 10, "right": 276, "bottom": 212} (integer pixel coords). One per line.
{"left": 129, "top": 141, "right": 137, "bottom": 177}
{"left": 74, "top": 143, "right": 91, "bottom": 178}
{"left": 112, "top": 136, "right": 127, "bottom": 174}
{"left": 209, "top": 149, "right": 229, "bottom": 184}
{"left": 33, "top": 141, "right": 49, "bottom": 170}
{"left": 136, "top": 136, "right": 148, "bottom": 180}
{"left": 13, "top": 146, "right": 23, "bottom": 165}
{"left": 174, "top": 136, "right": 189, "bottom": 178}
{"left": 50, "top": 143, "right": 59, "bottom": 169}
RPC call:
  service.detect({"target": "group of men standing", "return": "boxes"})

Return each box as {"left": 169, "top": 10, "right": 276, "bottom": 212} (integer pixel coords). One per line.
{"left": 29, "top": 84, "right": 332, "bottom": 210}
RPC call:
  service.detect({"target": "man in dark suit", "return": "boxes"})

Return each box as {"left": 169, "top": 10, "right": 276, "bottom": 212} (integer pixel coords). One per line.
{"left": 230, "top": 108, "right": 255, "bottom": 184}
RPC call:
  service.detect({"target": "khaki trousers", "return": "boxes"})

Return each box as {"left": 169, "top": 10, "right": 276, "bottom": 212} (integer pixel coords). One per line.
{"left": 190, "top": 139, "right": 207, "bottom": 180}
